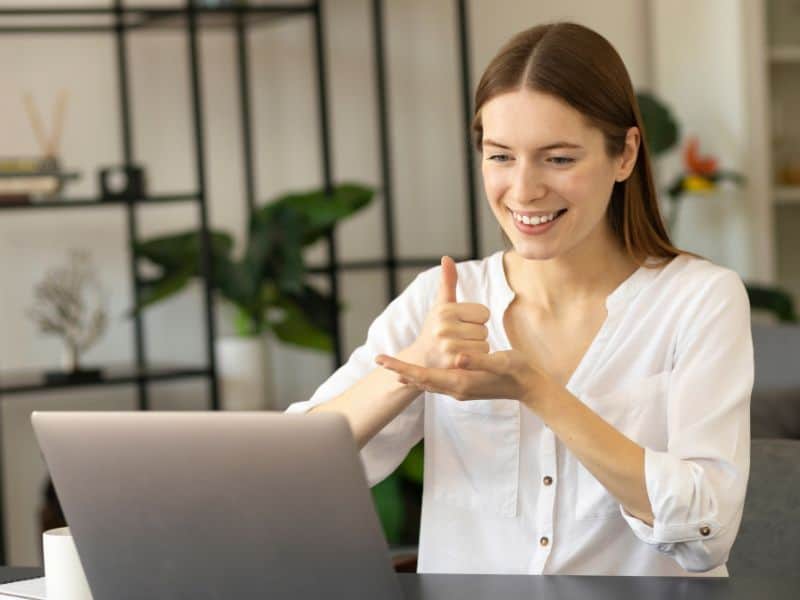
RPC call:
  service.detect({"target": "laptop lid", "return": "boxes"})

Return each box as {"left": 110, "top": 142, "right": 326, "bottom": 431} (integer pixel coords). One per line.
{"left": 31, "top": 411, "right": 404, "bottom": 600}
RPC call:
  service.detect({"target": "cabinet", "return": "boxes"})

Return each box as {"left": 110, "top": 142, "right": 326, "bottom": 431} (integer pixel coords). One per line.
{"left": 765, "top": 0, "right": 800, "bottom": 302}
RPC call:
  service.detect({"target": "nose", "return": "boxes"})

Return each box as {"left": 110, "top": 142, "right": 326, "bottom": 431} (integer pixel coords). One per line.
{"left": 512, "top": 162, "right": 547, "bottom": 204}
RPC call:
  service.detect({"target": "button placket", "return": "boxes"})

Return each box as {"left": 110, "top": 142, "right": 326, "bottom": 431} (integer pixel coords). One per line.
{"left": 531, "top": 525, "right": 553, "bottom": 574}
{"left": 533, "top": 428, "right": 557, "bottom": 574}
{"left": 536, "top": 430, "right": 557, "bottom": 533}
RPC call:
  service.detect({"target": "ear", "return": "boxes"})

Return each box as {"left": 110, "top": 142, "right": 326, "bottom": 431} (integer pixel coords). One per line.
{"left": 615, "top": 126, "right": 640, "bottom": 182}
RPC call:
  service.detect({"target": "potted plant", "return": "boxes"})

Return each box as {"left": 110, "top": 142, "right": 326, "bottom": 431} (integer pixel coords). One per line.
{"left": 132, "top": 182, "right": 375, "bottom": 409}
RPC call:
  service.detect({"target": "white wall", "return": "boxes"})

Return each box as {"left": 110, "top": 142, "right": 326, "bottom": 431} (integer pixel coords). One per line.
{"left": 648, "top": 0, "right": 769, "bottom": 282}
{"left": 1, "top": 0, "right": 653, "bottom": 564}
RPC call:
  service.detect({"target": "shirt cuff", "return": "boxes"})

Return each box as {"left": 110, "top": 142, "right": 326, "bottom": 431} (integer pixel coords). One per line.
{"left": 620, "top": 447, "right": 722, "bottom": 547}
{"left": 284, "top": 400, "right": 318, "bottom": 414}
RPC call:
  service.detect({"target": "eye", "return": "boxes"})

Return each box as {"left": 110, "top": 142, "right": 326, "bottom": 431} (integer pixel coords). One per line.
{"left": 547, "top": 157, "right": 575, "bottom": 165}
{"left": 487, "top": 154, "right": 511, "bottom": 163}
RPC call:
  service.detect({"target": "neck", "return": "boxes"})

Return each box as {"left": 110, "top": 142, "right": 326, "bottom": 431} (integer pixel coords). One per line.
{"left": 503, "top": 226, "right": 638, "bottom": 317}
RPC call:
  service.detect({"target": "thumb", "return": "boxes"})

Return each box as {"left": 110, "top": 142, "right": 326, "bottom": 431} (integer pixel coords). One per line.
{"left": 436, "top": 256, "right": 458, "bottom": 305}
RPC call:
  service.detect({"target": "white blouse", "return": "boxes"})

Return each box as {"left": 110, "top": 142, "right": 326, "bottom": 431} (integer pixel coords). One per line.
{"left": 285, "top": 250, "right": 753, "bottom": 577}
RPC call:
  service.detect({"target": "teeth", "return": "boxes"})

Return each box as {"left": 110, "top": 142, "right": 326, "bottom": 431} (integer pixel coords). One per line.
{"left": 511, "top": 209, "right": 561, "bottom": 225}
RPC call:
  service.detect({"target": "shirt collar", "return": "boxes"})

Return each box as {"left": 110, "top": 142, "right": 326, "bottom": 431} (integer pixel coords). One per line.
{"left": 490, "top": 249, "right": 662, "bottom": 314}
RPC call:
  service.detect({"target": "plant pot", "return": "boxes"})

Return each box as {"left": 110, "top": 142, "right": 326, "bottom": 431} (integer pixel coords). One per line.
{"left": 214, "top": 335, "right": 274, "bottom": 411}
{"left": 671, "top": 188, "right": 751, "bottom": 274}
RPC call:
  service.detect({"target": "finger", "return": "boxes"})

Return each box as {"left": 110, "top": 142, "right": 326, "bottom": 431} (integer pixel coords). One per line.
{"left": 435, "top": 256, "right": 458, "bottom": 305}
{"left": 455, "top": 351, "right": 509, "bottom": 374}
{"left": 450, "top": 302, "right": 491, "bottom": 325}
{"left": 377, "top": 354, "right": 459, "bottom": 390}
{"left": 398, "top": 376, "right": 433, "bottom": 393}
{"left": 375, "top": 354, "right": 427, "bottom": 380}
{"left": 444, "top": 340, "right": 490, "bottom": 358}
{"left": 438, "top": 321, "right": 488, "bottom": 342}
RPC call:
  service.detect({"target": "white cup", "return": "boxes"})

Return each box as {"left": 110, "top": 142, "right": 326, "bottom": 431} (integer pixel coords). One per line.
{"left": 42, "top": 527, "right": 93, "bottom": 600}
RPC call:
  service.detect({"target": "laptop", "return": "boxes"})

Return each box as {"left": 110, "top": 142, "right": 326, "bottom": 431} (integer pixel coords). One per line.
{"left": 31, "top": 411, "right": 405, "bottom": 600}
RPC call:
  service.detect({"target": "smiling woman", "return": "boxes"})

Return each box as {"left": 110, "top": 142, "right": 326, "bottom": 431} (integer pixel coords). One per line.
{"left": 471, "top": 23, "right": 681, "bottom": 270}
{"left": 285, "top": 21, "right": 753, "bottom": 579}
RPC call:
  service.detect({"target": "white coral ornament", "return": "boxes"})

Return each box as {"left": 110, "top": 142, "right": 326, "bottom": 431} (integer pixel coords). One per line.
{"left": 28, "top": 249, "right": 108, "bottom": 372}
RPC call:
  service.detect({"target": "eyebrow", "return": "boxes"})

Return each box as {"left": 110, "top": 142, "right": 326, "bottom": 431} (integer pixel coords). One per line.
{"left": 483, "top": 138, "right": 583, "bottom": 151}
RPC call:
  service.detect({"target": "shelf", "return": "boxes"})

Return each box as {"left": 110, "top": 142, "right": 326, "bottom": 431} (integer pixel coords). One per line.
{"left": 775, "top": 186, "right": 800, "bottom": 206}
{"left": 769, "top": 46, "right": 800, "bottom": 63}
{"left": 304, "top": 255, "right": 475, "bottom": 274}
{"left": 0, "top": 3, "right": 315, "bottom": 34}
{"left": 0, "top": 364, "right": 211, "bottom": 395}
{"left": 0, "top": 192, "right": 199, "bottom": 211}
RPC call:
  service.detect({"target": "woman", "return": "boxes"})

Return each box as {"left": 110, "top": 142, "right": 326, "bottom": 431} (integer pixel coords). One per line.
{"left": 286, "top": 22, "right": 752, "bottom": 577}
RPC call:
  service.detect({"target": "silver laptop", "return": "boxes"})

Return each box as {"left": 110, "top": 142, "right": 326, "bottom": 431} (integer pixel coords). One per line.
{"left": 31, "top": 411, "right": 405, "bottom": 600}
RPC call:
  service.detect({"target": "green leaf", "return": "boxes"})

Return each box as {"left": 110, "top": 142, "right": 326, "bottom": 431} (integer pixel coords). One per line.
{"left": 371, "top": 473, "right": 405, "bottom": 545}
{"left": 666, "top": 174, "right": 686, "bottom": 199}
{"left": 284, "top": 284, "right": 341, "bottom": 337}
{"left": 127, "top": 266, "right": 194, "bottom": 317}
{"left": 242, "top": 216, "right": 274, "bottom": 277}
{"left": 233, "top": 306, "right": 262, "bottom": 337}
{"left": 399, "top": 441, "right": 424, "bottom": 484}
{"left": 273, "top": 206, "right": 307, "bottom": 294}
{"left": 216, "top": 258, "right": 259, "bottom": 315}
{"left": 134, "top": 230, "right": 234, "bottom": 272}
{"left": 269, "top": 296, "right": 333, "bottom": 351}
{"left": 132, "top": 229, "right": 236, "bottom": 311}
{"left": 709, "top": 170, "right": 746, "bottom": 185}
{"left": 746, "top": 283, "right": 798, "bottom": 322}
{"left": 254, "top": 183, "right": 375, "bottom": 248}
{"left": 636, "top": 91, "right": 680, "bottom": 157}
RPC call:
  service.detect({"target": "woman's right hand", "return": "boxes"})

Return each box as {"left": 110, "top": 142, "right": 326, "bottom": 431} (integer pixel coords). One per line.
{"left": 407, "top": 256, "right": 491, "bottom": 369}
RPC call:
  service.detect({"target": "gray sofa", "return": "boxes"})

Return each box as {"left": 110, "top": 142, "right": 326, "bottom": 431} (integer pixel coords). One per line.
{"left": 751, "top": 323, "right": 800, "bottom": 438}
{"left": 726, "top": 323, "right": 800, "bottom": 574}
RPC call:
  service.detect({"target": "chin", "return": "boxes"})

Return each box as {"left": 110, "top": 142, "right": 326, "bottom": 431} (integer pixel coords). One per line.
{"left": 508, "top": 238, "right": 560, "bottom": 261}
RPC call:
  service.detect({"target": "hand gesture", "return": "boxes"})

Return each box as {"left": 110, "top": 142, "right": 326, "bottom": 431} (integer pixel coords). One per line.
{"left": 408, "top": 256, "right": 492, "bottom": 370}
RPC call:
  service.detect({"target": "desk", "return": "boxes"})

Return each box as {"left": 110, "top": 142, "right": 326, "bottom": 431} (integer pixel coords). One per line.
{"left": 398, "top": 573, "right": 800, "bottom": 599}
{"left": 1, "top": 567, "right": 798, "bottom": 598}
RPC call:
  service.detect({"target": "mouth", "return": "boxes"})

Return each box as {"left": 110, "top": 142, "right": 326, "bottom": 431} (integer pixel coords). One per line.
{"left": 507, "top": 207, "right": 568, "bottom": 235}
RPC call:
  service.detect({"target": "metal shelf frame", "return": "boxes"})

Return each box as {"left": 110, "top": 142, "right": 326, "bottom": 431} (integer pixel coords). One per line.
{"left": 0, "top": 0, "right": 479, "bottom": 564}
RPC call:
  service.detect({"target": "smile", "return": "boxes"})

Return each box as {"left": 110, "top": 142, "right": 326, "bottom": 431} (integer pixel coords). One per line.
{"left": 508, "top": 208, "right": 567, "bottom": 225}
{"left": 507, "top": 207, "right": 568, "bottom": 235}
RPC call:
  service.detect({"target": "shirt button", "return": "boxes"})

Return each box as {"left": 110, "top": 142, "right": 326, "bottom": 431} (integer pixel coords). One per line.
{"left": 540, "top": 536, "right": 549, "bottom": 547}
{"left": 699, "top": 526, "right": 711, "bottom": 537}
{"left": 543, "top": 476, "right": 553, "bottom": 486}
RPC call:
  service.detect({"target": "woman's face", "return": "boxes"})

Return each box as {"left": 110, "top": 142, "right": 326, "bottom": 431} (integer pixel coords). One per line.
{"left": 480, "top": 89, "right": 637, "bottom": 261}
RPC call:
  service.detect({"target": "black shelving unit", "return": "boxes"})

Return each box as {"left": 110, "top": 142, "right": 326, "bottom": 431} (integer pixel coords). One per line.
{"left": 0, "top": 0, "right": 479, "bottom": 564}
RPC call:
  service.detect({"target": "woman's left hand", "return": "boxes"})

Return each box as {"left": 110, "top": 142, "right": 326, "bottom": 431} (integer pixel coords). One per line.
{"left": 375, "top": 348, "right": 549, "bottom": 408}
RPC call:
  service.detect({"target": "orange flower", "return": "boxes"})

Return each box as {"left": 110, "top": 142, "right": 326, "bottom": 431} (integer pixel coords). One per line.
{"left": 683, "top": 137, "right": 718, "bottom": 176}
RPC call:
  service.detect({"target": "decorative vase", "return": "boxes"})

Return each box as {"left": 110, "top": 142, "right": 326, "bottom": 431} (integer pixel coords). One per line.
{"left": 214, "top": 335, "right": 274, "bottom": 411}
{"left": 670, "top": 187, "right": 751, "bottom": 275}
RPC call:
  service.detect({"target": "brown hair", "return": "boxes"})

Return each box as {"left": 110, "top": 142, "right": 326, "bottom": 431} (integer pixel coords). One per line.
{"left": 473, "top": 22, "right": 699, "bottom": 266}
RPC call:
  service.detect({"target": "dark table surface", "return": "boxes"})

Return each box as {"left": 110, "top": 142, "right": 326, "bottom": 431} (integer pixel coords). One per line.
{"left": 1, "top": 567, "right": 798, "bottom": 599}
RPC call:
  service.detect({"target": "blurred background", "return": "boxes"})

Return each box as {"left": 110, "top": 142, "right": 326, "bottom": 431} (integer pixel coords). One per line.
{"left": 0, "top": 0, "right": 797, "bottom": 567}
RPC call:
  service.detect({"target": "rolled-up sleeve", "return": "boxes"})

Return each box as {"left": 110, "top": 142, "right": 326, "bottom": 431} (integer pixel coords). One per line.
{"left": 285, "top": 268, "right": 435, "bottom": 487}
{"left": 620, "top": 269, "right": 753, "bottom": 573}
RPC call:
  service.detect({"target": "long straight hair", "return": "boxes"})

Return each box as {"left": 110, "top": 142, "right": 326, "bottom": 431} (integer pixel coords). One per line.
{"left": 473, "top": 22, "right": 699, "bottom": 266}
